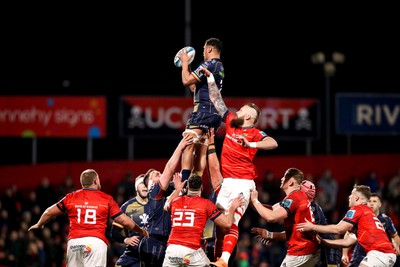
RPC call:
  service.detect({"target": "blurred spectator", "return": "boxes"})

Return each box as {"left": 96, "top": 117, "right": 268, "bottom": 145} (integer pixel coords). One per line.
{"left": 5, "top": 230, "right": 26, "bottom": 266}
{"left": 22, "top": 191, "right": 37, "bottom": 212}
{"left": 317, "top": 168, "right": 338, "bottom": 221}
{"left": 387, "top": 168, "right": 400, "bottom": 203}
{"left": 116, "top": 171, "right": 135, "bottom": 202}
{"left": 24, "top": 240, "right": 43, "bottom": 267}
{"left": 261, "top": 170, "right": 281, "bottom": 205}
{"left": 364, "top": 170, "right": 382, "bottom": 194}
{"left": 0, "top": 209, "right": 10, "bottom": 240}
{"left": 58, "top": 175, "right": 76, "bottom": 196}
{"left": 235, "top": 232, "right": 251, "bottom": 267}
{"left": 35, "top": 177, "right": 56, "bottom": 212}
{"left": 385, "top": 202, "right": 399, "bottom": 230}
{"left": 1, "top": 186, "right": 23, "bottom": 229}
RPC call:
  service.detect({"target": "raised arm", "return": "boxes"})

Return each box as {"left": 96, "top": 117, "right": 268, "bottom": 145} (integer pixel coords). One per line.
{"left": 250, "top": 188, "right": 287, "bottom": 223}
{"left": 164, "top": 173, "right": 187, "bottom": 211}
{"left": 159, "top": 134, "right": 193, "bottom": 190}
{"left": 199, "top": 67, "right": 228, "bottom": 117}
{"left": 28, "top": 203, "right": 63, "bottom": 231}
{"left": 206, "top": 128, "right": 223, "bottom": 191}
{"left": 179, "top": 49, "right": 197, "bottom": 90}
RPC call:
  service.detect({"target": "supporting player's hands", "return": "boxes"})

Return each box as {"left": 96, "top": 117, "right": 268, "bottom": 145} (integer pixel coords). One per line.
{"left": 172, "top": 172, "right": 187, "bottom": 193}
{"left": 250, "top": 188, "right": 259, "bottom": 205}
{"left": 180, "top": 133, "right": 195, "bottom": 149}
{"left": 341, "top": 253, "right": 350, "bottom": 265}
{"left": 230, "top": 194, "right": 245, "bottom": 211}
{"left": 251, "top": 227, "right": 271, "bottom": 239}
{"left": 206, "top": 128, "right": 215, "bottom": 144}
{"left": 251, "top": 227, "right": 273, "bottom": 247}
{"left": 296, "top": 218, "right": 314, "bottom": 232}
{"left": 124, "top": 236, "right": 141, "bottom": 246}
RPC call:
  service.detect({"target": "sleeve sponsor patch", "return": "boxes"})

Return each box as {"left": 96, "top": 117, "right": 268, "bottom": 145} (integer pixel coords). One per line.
{"left": 259, "top": 131, "right": 267, "bottom": 137}
{"left": 345, "top": 209, "right": 356, "bottom": 219}
{"left": 282, "top": 199, "right": 293, "bottom": 209}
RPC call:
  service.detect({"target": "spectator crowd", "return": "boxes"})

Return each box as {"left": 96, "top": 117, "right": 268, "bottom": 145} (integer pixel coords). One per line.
{"left": 0, "top": 167, "right": 399, "bottom": 267}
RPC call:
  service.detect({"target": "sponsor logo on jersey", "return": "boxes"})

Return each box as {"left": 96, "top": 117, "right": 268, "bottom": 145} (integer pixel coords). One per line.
{"left": 282, "top": 199, "right": 293, "bottom": 208}
{"left": 345, "top": 210, "right": 356, "bottom": 219}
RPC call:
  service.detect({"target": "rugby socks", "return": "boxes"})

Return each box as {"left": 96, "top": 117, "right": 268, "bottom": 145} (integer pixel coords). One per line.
{"left": 221, "top": 224, "right": 239, "bottom": 263}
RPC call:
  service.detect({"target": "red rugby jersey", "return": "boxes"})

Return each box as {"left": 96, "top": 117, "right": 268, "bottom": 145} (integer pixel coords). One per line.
{"left": 57, "top": 188, "right": 123, "bottom": 245}
{"left": 166, "top": 195, "right": 221, "bottom": 250}
{"left": 343, "top": 204, "right": 395, "bottom": 254}
{"left": 281, "top": 190, "right": 320, "bottom": 256}
{"left": 220, "top": 112, "right": 267, "bottom": 180}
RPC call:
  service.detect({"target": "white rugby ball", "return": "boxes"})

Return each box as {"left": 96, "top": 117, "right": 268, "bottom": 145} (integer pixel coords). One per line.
{"left": 174, "top": 46, "right": 195, "bottom": 67}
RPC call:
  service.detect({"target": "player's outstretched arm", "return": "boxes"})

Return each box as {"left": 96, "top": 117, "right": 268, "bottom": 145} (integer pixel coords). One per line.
{"left": 206, "top": 128, "right": 223, "bottom": 191}
{"left": 199, "top": 67, "right": 228, "bottom": 117}
{"left": 317, "top": 233, "right": 357, "bottom": 249}
{"left": 28, "top": 204, "right": 62, "bottom": 231}
{"left": 159, "top": 134, "right": 194, "bottom": 190}
{"left": 164, "top": 173, "right": 187, "bottom": 211}
{"left": 250, "top": 189, "right": 287, "bottom": 223}
{"left": 297, "top": 219, "right": 352, "bottom": 235}
{"left": 251, "top": 227, "right": 287, "bottom": 241}
{"left": 114, "top": 213, "right": 149, "bottom": 238}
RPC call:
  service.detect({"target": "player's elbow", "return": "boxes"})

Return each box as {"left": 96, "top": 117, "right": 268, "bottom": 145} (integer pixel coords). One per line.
{"left": 182, "top": 79, "right": 195, "bottom": 89}
{"left": 268, "top": 139, "right": 278, "bottom": 150}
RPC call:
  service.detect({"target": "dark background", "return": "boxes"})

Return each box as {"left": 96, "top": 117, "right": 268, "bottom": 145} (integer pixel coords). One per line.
{"left": 1, "top": 2, "right": 399, "bottom": 164}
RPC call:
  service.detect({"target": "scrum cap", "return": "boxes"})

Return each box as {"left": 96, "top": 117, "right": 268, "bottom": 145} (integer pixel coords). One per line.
{"left": 301, "top": 180, "right": 316, "bottom": 201}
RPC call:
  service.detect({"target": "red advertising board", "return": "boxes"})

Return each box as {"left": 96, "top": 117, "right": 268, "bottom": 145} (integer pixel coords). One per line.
{"left": 0, "top": 96, "right": 106, "bottom": 137}
{"left": 120, "top": 96, "right": 320, "bottom": 139}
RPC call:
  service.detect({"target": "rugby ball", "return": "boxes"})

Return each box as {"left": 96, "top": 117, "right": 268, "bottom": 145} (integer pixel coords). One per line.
{"left": 174, "top": 46, "right": 195, "bottom": 67}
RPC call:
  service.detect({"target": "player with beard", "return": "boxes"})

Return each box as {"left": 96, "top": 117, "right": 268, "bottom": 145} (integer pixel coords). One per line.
{"left": 111, "top": 174, "right": 150, "bottom": 267}
{"left": 199, "top": 67, "right": 278, "bottom": 267}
